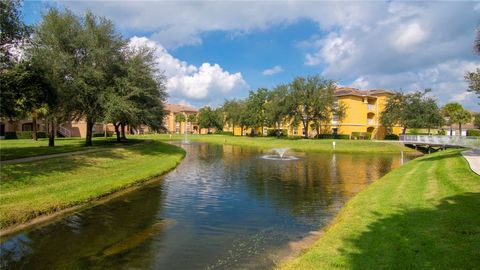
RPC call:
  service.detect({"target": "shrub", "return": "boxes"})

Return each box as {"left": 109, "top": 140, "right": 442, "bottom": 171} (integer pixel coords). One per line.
{"left": 384, "top": 134, "right": 399, "bottom": 140}
{"left": 36, "top": 132, "right": 47, "bottom": 138}
{"left": 351, "top": 132, "right": 372, "bottom": 140}
{"left": 5, "top": 132, "right": 17, "bottom": 139}
{"left": 467, "top": 129, "right": 480, "bottom": 136}
{"left": 93, "top": 132, "right": 113, "bottom": 137}
{"left": 219, "top": 131, "right": 234, "bottom": 136}
{"left": 16, "top": 131, "right": 33, "bottom": 139}
{"left": 316, "top": 134, "right": 350, "bottom": 140}
{"left": 267, "top": 129, "right": 287, "bottom": 137}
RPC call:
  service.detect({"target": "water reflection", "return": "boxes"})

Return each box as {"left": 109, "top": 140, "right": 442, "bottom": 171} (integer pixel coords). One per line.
{"left": 0, "top": 143, "right": 413, "bottom": 270}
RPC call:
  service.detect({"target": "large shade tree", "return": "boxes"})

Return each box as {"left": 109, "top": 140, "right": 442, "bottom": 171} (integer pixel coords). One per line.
{"left": 32, "top": 9, "right": 125, "bottom": 146}
{"left": 198, "top": 106, "right": 223, "bottom": 133}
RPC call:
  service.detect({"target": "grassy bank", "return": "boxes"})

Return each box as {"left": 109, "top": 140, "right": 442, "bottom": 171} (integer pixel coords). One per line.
{"left": 0, "top": 137, "right": 143, "bottom": 161}
{"left": 0, "top": 141, "right": 185, "bottom": 230}
{"left": 154, "top": 134, "right": 415, "bottom": 154}
{"left": 280, "top": 149, "right": 480, "bottom": 269}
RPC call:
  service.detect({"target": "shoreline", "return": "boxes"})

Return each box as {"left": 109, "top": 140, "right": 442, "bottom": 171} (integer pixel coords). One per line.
{"left": 278, "top": 148, "right": 480, "bottom": 269}
{"left": 0, "top": 144, "right": 185, "bottom": 238}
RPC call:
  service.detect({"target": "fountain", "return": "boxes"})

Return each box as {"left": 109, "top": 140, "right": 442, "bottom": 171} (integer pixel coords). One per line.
{"left": 261, "top": 148, "right": 299, "bottom": 161}
{"left": 181, "top": 123, "right": 190, "bottom": 144}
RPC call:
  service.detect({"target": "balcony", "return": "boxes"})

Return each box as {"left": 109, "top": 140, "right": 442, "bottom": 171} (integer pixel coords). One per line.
{"left": 367, "top": 119, "right": 375, "bottom": 125}
{"left": 367, "top": 104, "right": 375, "bottom": 111}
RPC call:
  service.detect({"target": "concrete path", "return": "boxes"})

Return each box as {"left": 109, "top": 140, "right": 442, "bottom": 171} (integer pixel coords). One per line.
{"left": 462, "top": 149, "right": 480, "bottom": 176}
{"left": 1, "top": 141, "right": 150, "bottom": 165}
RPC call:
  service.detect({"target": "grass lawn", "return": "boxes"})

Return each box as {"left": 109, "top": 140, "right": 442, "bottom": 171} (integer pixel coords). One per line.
{"left": 0, "top": 141, "right": 185, "bottom": 230}
{"left": 151, "top": 134, "right": 415, "bottom": 154}
{"left": 0, "top": 137, "right": 143, "bottom": 161}
{"left": 280, "top": 149, "right": 480, "bottom": 269}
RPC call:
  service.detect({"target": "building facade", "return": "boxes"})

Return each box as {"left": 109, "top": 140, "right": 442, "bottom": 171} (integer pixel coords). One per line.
{"left": 224, "top": 87, "right": 403, "bottom": 139}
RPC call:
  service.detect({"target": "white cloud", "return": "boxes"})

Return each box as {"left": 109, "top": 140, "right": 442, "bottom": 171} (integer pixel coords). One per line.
{"left": 262, "top": 65, "right": 284, "bottom": 76}
{"left": 393, "top": 22, "right": 428, "bottom": 52}
{"left": 129, "top": 36, "right": 248, "bottom": 106}
{"left": 348, "top": 60, "right": 480, "bottom": 110}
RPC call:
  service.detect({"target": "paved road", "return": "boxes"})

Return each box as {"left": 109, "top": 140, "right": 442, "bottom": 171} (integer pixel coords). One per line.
{"left": 462, "top": 149, "right": 480, "bottom": 176}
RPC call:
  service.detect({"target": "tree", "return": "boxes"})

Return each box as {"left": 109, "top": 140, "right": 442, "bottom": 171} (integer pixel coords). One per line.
{"left": 474, "top": 113, "right": 480, "bottom": 129}
{"left": 223, "top": 99, "right": 245, "bottom": 135}
{"left": 244, "top": 88, "right": 268, "bottom": 135}
{"left": 33, "top": 9, "right": 125, "bottom": 146}
{"left": 475, "top": 26, "right": 480, "bottom": 55}
{"left": 175, "top": 113, "right": 186, "bottom": 123}
{"left": 465, "top": 68, "right": 480, "bottom": 103}
{"left": 187, "top": 114, "right": 197, "bottom": 123}
{"left": 0, "top": 0, "right": 31, "bottom": 68}
{"left": 442, "top": 103, "right": 471, "bottom": 136}
{"left": 198, "top": 106, "right": 222, "bottom": 133}
{"left": 381, "top": 90, "right": 444, "bottom": 134}
{"left": 0, "top": 61, "right": 56, "bottom": 140}
{"left": 287, "top": 76, "right": 315, "bottom": 138}
{"left": 264, "top": 84, "right": 289, "bottom": 136}
{"left": 309, "top": 77, "right": 336, "bottom": 137}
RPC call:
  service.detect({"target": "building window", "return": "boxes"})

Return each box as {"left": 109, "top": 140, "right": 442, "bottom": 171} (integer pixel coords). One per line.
{"left": 332, "top": 128, "right": 338, "bottom": 135}
{"left": 263, "top": 127, "right": 268, "bottom": 136}
{"left": 302, "top": 128, "right": 306, "bottom": 136}
{"left": 293, "top": 127, "right": 298, "bottom": 135}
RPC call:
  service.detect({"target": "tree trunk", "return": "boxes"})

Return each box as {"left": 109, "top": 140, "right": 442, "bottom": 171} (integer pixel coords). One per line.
{"left": 121, "top": 123, "right": 127, "bottom": 140}
{"left": 32, "top": 114, "right": 38, "bottom": 141}
{"left": 48, "top": 119, "right": 55, "bottom": 147}
{"left": 402, "top": 127, "right": 407, "bottom": 135}
{"left": 85, "top": 116, "right": 94, "bottom": 147}
{"left": 114, "top": 123, "right": 121, "bottom": 142}
{"left": 450, "top": 125, "right": 453, "bottom": 136}
{"left": 459, "top": 123, "right": 462, "bottom": 136}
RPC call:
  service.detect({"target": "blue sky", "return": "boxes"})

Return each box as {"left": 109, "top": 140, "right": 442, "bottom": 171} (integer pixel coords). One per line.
{"left": 22, "top": 1, "right": 480, "bottom": 110}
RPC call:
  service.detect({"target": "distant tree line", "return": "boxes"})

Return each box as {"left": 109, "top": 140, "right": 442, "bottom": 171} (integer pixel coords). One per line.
{"left": 212, "top": 75, "right": 347, "bottom": 138}
{"left": 1, "top": 1, "right": 166, "bottom": 146}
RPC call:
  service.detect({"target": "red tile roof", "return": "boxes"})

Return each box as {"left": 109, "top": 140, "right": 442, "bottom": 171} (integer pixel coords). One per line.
{"left": 335, "top": 87, "right": 392, "bottom": 97}
{"left": 164, "top": 103, "right": 198, "bottom": 113}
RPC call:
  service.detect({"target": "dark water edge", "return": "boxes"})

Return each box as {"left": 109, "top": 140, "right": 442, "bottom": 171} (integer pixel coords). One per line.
{"left": 0, "top": 143, "right": 413, "bottom": 270}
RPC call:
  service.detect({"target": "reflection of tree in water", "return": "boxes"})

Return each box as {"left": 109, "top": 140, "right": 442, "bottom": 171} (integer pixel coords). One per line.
{"left": 227, "top": 149, "right": 401, "bottom": 220}
{"left": 0, "top": 184, "right": 167, "bottom": 270}
{"left": 345, "top": 193, "right": 480, "bottom": 269}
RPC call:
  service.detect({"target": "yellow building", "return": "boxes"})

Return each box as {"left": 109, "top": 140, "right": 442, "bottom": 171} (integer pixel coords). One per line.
{"left": 164, "top": 103, "right": 205, "bottom": 134}
{"left": 224, "top": 87, "right": 402, "bottom": 139}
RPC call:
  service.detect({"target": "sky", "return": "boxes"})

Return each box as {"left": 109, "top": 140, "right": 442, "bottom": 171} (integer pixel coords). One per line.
{"left": 22, "top": 1, "right": 480, "bottom": 110}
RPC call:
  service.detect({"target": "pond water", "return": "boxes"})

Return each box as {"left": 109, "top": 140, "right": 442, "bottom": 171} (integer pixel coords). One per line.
{"left": 0, "top": 143, "right": 413, "bottom": 270}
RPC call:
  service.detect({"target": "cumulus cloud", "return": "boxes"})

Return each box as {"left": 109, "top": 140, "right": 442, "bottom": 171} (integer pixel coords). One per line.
{"left": 262, "top": 65, "right": 284, "bottom": 76}
{"left": 129, "top": 36, "right": 248, "bottom": 106}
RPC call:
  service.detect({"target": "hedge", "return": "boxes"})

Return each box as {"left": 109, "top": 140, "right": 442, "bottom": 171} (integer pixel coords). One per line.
{"left": 219, "top": 131, "right": 234, "bottom": 136}
{"left": 351, "top": 132, "right": 372, "bottom": 140}
{"left": 467, "top": 129, "right": 480, "bottom": 136}
{"left": 93, "top": 132, "right": 113, "bottom": 137}
{"left": 4, "top": 131, "right": 47, "bottom": 139}
{"left": 316, "top": 134, "right": 350, "bottom": 140}
{"left": 267, "top": 129, "right": 288, "bottom": 137}
{"left": 384, "top": 134, "right": 399, "bottom": 140}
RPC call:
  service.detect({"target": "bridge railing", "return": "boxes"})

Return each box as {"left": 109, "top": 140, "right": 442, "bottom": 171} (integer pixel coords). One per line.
{"left": 399, "top": 135, "right": 480, "bottom": 148}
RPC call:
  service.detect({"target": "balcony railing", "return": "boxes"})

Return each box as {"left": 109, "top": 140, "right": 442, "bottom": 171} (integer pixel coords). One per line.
{"left": 367, "top": 104, "right": 375, "bottom": 111}
{"left": 367, "top": 119, "right": 375, "bottom": 125}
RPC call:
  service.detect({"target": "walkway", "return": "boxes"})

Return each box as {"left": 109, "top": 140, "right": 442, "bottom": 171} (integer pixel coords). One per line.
{"left": 462, "top": 149, "right": 480, "bottom": 176}
{"left": 1, "top": 141, "right": 150, "bottom": 165}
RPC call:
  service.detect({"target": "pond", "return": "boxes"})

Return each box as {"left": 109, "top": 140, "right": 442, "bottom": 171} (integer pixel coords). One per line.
{"left": 0, "top": 143, "right": 413, "bottom": 269}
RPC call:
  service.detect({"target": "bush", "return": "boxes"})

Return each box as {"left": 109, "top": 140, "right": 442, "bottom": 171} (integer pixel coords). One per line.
{"left": 384, "top": 134, "right": 399, "bottom": 140}
{"left": 5, "top": 132, "right": 17, "bottom": 139}
{"left": 467, "top": 129, "right": 480, "bottom": 136}
{"left": 93, "top": 132, "right": 113, "bottom": 137}
{"left": 219, "top": 131, "right": 234, "bottom": 136}
{"left": 316, "top": 134, "right": 350, "bottom": 140}
{"left": 267, "top": 129, "right": 287, "bottom": 137}
{"left": 351, "top": 132, "right": 372, "bottom": 140}
{"left": 16, "top": 131, "right": 33, "bottom": 139}
{"left": 36, "top": 132, "right": 47, "bottom": 138}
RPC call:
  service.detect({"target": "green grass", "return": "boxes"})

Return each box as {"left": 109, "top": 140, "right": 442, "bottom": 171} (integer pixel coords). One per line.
{"left": 151, "top": 134, "right": 415, "bottom": 154}
{"left": 0, "top": 141, "right": 185, "bottom": 229}
{"left": 280, "top": 149, "right": 480, "bottom": 269}
{"left": 0, "top": 137, "right": 143, "bottom": 161}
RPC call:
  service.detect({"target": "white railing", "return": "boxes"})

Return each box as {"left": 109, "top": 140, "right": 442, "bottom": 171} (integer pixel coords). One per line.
{"left": 58, "top": 126, "right": 71, "bottom": 137}
{"left": 367, "top": 119, "right": 375, "bottom": 125}
{"left": 399, "top": 135, "right": 480, "bottom": 148}
{"left": 367, "top": 104, "right": 375, "bottom": 111}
